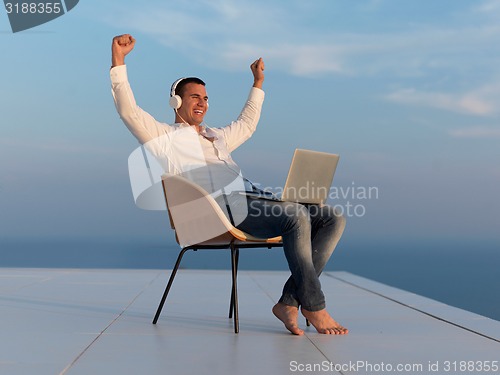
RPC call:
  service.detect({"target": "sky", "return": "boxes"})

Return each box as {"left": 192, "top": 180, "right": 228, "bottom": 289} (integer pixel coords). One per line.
{"left": 1, "top": 0, "right": 499, "bottom": 247}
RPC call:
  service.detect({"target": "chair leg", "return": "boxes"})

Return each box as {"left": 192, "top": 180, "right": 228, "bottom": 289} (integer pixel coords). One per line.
{"left": 152, "top": 246, "right": 193, "bottom": 324}
{"left": 228, "top": 247, "right": 240, "bottom": 319}
{"left": 230, "top": 245, "right": 239, "bottom": 333}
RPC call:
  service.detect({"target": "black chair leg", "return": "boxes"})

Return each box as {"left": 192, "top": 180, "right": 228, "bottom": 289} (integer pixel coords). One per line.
{"left": 230, "top": 245, "right": 239, "bottom": 333}
{"left": 228, "top": 247, "right": 240, "bottom": 319}
{"left": 152, "top": 246, "right": 193, "bottom": 324}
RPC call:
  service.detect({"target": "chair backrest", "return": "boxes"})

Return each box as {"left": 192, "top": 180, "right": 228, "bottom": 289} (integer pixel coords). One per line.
{"left": 161, "top": 174, "right": 241, "bottom": 247}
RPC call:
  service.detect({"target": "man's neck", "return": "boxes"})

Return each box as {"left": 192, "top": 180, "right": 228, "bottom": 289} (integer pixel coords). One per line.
{"left": 174, "top": 116, "right": 202, "bottom": 133}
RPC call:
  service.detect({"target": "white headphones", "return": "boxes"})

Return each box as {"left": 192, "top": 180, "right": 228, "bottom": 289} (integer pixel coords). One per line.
{"left": 169, "top": 77, "right": 185, "bottom": 110}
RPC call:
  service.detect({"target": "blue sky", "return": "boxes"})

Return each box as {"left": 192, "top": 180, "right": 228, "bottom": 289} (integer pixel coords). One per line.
{"left": 1, "top": 0, "right": 499, "bottom": 245}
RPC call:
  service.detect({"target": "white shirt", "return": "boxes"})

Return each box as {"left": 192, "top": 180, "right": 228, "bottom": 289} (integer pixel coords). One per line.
{"left": 110, "top": 65, "right": 265, "bottom": 195}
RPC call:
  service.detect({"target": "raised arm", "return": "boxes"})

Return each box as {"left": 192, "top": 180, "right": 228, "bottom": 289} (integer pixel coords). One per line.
{"left": 110, "top": 34, "right": 170, "bottom": 146}
{"left": 220, "top": 58, "right": 266, "bottom": 152}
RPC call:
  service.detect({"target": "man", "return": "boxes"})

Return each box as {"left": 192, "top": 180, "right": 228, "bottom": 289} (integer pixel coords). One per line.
{"left": 111, "top": 34, "right": 348, "bottom": 335}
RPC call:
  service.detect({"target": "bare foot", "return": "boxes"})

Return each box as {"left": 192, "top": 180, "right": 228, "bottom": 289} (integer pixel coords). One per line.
{"left": 301, "top": 307, "right": 348, "bottom": 335}
{"left": 272, "top": 303, "right": 304, "bottom": 335}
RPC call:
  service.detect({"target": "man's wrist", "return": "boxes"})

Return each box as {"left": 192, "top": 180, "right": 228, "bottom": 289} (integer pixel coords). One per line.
{"left": 253, "top": 80, "right": 264, "bottom": 89}
{"left": 111, "top": 55, "right": 125, "bottom": 68}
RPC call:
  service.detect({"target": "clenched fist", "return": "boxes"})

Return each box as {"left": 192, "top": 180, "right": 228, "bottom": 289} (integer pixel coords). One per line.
{"left": 251, "top": 58, "right": 265, "bottom": 89}
{"left": 111, "top": 34, "right": 136, "bottom": 67}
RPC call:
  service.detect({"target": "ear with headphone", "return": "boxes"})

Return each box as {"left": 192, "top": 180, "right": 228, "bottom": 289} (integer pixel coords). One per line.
{"left": 169, "top": 77, "right": 185, "bottom": 110}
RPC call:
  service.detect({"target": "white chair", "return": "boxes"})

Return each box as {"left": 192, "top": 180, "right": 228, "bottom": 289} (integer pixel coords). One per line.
{"left": 152, "top": 173, "right": 283, "bottom": 333}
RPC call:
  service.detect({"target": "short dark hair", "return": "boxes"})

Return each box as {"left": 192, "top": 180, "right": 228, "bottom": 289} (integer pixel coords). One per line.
{"left": 175, "top": 77, "right": 206, "bottom": 98}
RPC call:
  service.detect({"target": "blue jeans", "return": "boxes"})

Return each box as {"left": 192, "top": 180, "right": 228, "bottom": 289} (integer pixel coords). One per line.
{"left": 236, "top": 197, "right": 346, "bottom": 311}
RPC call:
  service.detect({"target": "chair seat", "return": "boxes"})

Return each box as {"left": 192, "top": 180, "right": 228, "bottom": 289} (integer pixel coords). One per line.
{"left": 191, "top": 231, "right": 282, "bottom": 247}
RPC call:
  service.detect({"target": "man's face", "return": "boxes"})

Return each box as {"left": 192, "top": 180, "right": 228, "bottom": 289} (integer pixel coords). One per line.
{"left": 176, "top": 83, "right": 208, "bottom": 126}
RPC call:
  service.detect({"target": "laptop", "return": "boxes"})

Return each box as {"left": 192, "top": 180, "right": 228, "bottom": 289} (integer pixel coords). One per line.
{"left": 281, "top": 149, "right": 339, "bottom": 204}
{"left": 246, "top": 149, "right": 339, "bottom": 204}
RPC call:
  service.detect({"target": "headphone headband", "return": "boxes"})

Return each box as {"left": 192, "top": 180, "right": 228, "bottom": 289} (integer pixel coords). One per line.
{"left": 170, "top": 77, "right": 186, "bottom": 98}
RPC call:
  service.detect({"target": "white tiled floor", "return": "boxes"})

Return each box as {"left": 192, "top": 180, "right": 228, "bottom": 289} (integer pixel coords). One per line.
{"left": 0, "top": 268, "right": 498, "bottom": 375}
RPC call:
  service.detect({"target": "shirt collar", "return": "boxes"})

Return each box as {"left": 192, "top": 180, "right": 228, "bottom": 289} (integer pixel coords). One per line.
{"left": 174, "top": 123, "right": 218, "bottom": 141}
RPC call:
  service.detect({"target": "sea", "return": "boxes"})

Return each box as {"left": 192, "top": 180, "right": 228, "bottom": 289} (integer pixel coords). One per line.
{"left": 1, "top": 237, "right": 499, "bottom": 322}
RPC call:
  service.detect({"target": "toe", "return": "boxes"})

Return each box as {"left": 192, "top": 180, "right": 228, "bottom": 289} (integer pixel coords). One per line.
{"left": 289, "top": 325, "right": 304, "bottom": 335}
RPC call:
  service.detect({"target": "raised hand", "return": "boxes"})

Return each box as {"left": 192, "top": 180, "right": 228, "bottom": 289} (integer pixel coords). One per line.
{"left": 251, "top": 57, "right": 265, "bottom": 89}
{"left": 111, "top": 34, "right": 136, "bottom": 67}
